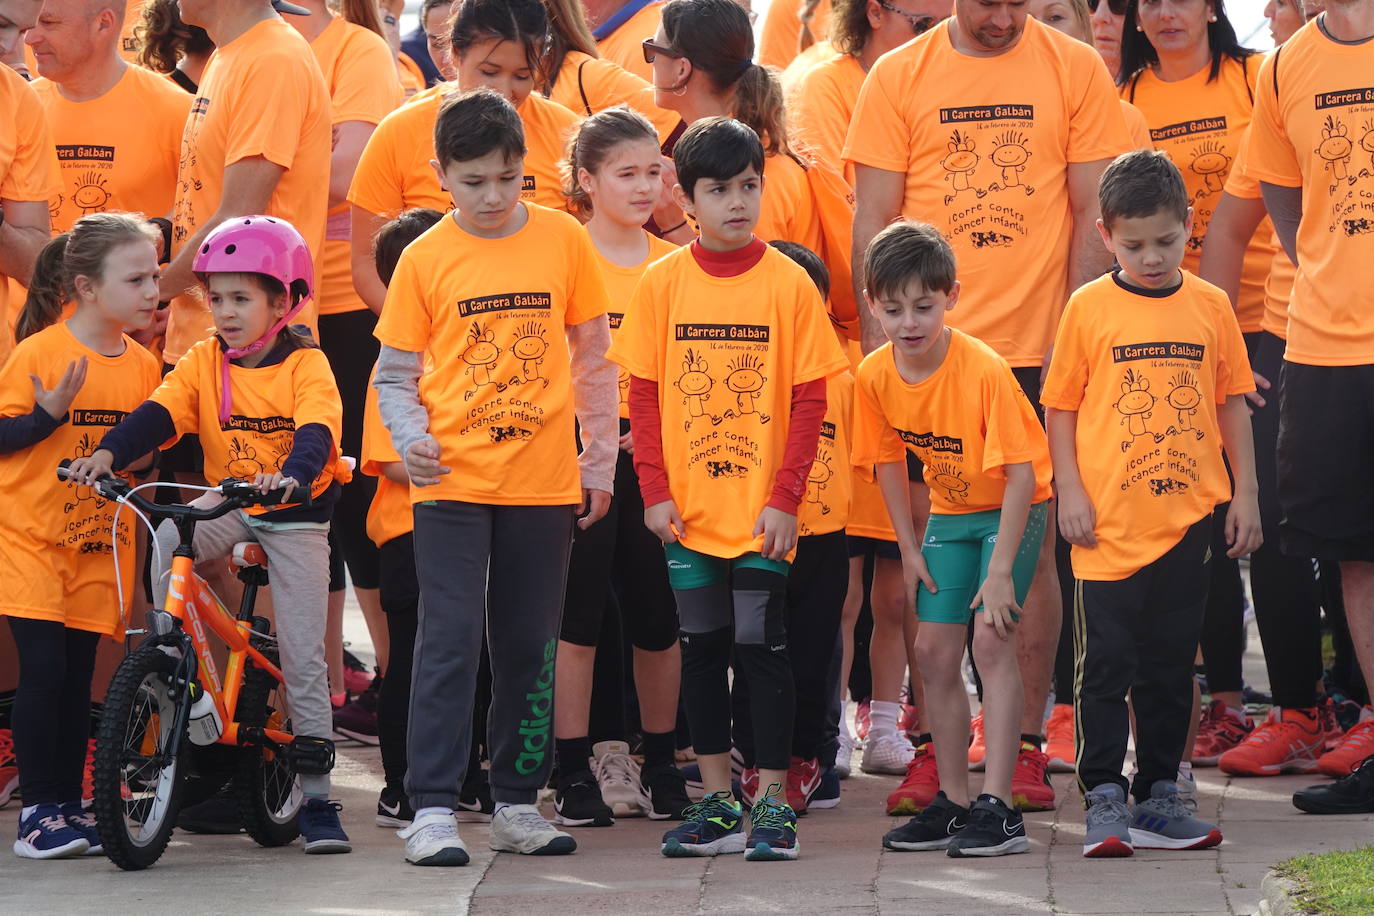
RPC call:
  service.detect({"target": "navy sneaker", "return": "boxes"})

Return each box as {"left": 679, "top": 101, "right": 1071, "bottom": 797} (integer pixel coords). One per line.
{"left": 661, "top": 791, "right": 745, "bottom": 857}
{"left": 745, "top": 783, "right": 799, "bottom": 861}
{"left": 809, "top": 767, "right": 841, "bottom": 810}
{"left": 299, "top": 798, "right": 352, "bottom": 854}
{"left": 60, "top": 802, "right": 103, "bottom": 856}
{"left": 14, "top": 804, "right": 90, "bottom": 859}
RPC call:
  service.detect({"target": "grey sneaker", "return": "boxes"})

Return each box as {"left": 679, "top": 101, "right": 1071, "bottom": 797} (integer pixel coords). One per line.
{"left": 1083, "top": 784, "right": 1133, "bottom": 858}
{"left": 489, "top": 804, "right": 577, "bottom": 855}
{"left": 1129, "top": 780, "right": 1222, "bottom": 850}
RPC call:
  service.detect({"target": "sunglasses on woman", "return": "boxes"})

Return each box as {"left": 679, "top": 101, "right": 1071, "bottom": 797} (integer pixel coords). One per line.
{"left": 875, "top": 0, "right": 939, "bottom": 35}
{"left": 642, "top": 38, "right": 685, "bottom": 64}
{"left": 1087, "top": 0, "right": 1130, "bottom": 15}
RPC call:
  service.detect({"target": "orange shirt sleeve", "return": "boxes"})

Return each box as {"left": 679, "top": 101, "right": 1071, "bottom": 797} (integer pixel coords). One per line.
{"left": 791, "top": 55, "right": 857, "bottom": 179}
{"left": 1211, "top": 296, "right": 1255, "bottom": 402}
{"left": 980, "top": 362, "right": 1043, "bottom": 475}
{"left": 221, "top": 49, "right": 321, "bottom": 171}
{"left": 605, "top": 265, "right": 662, "bottom": 382}
{"left": 291, "top": 348, "right": 345, "bottom": 442}
{"left": 1039, "top": 297, "right": 1090, "bottom": 411}
{"left": 841, "top": 57, "right": 909, "bottom": 174}
{"left": 563, "top": 227, "right": 613, "bottom": 327}
{"left": 326, "top": 27, "right": 403, "bottom": 125}
{"left": 1067, "top": 48, "right": 1133, "bottom": 163}
{"left": 1244, "top": 53, "right": 1300, "bottom": 188}
{"left": 374, "top": 243, "right": 431, "bottom": 352}
{"left": 347, "top": 106, "right": 409, "bottom": 217}
{"left": 1, "top": 69, "right": 61, "bottom": 203}
{"left": 850, "top": 361, "right": 906, "bottom": 475}
{"left": 575, "top": 56, "right": 680, "bottom": 143}
{"left": 148, "top": 343, "right": 207, "bottom": 442}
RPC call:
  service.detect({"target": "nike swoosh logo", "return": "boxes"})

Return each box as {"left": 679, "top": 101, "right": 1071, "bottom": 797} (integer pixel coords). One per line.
{"left": 380, "top": 800, "right": 401, "bottom": 816}
{"left": 948, "top": 818, "right": 966, "bottom": 833}
{"left": 1002, "top": 820, "right": 1022, "bottom": 837}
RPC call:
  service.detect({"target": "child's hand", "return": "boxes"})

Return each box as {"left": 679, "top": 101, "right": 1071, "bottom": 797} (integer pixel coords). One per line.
{"left": 754, "top": 506, "right": 797, "bottom": 561}
{"left": 32, "top": 357, "right": 87, "bottom": 420}
{"left": 578, "top": 488, "right": 611, "bottom": 530}
{"left": 67, "top": 448, "right": 115, "bottom": 486}
{"left": 901, "top": 551, "right": 937, "bottom": 609}
{"left": 645, "top": 499, "right": 685, "bottom": 544}
{"left": 404, "top": 435, "right": 449, "bottom": 487}
{"left": 1057, "top": 482, "right": 1098, "bottom": 547}
{"left": 1225, "top": 493, "right": 1263, "bottom": 558}
{"left": 971, "top": 573, "right": 1019, "bottom": 641}
{"left": 619, "top": 429, "right": 634, "bottom": 455}
{"left": 1245, "top": 370, "right": 1271, "bottom": 412}
{"left": 251, "top": 471, "right": 299, "bottom": 504}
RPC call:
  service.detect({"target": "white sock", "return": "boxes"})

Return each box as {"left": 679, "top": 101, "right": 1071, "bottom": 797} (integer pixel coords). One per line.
{"left": 869, "top": 700, "right": 901, "bottom": 739}
{"left": 21, "top": 804, "right": 38, "bottom": 821}
{"left": 416, "top": 806, "right": 453, "bottom": 820}
{"left": 839, "top": 708, "right": 853, "bottom": 741}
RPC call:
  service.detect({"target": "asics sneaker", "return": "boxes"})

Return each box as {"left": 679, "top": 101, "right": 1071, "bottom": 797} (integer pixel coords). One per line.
{"left": 299, "top": 798, "right": 352, "bottom": 854}
{"left": 490, "top": 804, "right": 577, "bottom": 855}
{"left": 967, "top": 713, "right": 987, "bottom": 771}
{"left": 947, "top": 794, "right": 1029, "bottom": 858}
{"left": 882, "top": 791, "right": 968, "bottom": 851}
{"left": 1219, "top": 706, "right": 1325, "bottom": 776}
{"left": 1191, "top": 700, "right": 1253, "bottom": 766}
{"left": 376, "top": 785, "right": 415, "bottom": 828}
{"left": 60, "top": 802, "right": 103, "bottom": 856}
{"left": 641, "top": 762, "right": 692, "bottom": 820}
{"left": 745, "top": 784, "right": 799, "bottom": 862}
{"left": 14, "top": 804, "right": 89, "bottom": 859}
{"left": 1293, "top": 754, "right": 1374, "bottom": 815}
{"left": 1082, "top": 784, "right": 1133, "bottom": 858}
{"left": 554, "top": 775, "right": 614, "bottom": 827}
{"left": 1317, "top": 711, "right": 1374, "bottom": 778}
{"left": 886, "top": 742, "right": 939, "bottom": 815}
{"left": 661, "top": 791, "right": 745, "bottom": 857}
{"left": 1044, "top": 704, "right": 1076, "bottom": 773}
{"left": 1129, "top": 781, "right": 1222, "bottom": 850}
{"left": 861, "top": 732, "right": 914, "bottom": 776}
{"left": 1011, "top": 742, "right": 1056, "bottom": 811}
{"left": 398, "top": 809, "right": 469, "bottom": 866}
{"left": 592, "top": 741, "right": 648, "bottom": 818}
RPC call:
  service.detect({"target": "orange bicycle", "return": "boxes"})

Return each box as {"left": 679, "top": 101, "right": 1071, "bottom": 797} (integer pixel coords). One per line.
{"left": 56, "top": 464, "right": 334, "bottom": 871}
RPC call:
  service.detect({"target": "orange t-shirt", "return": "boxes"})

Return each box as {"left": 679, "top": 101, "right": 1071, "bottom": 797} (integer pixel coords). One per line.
{"left": 852, "top": 330, "right": 1053, "bottom": 516}
{"left": 374, "top": 205, "right": 611, "bottom": 506}
{"left": 779, "top": 40, "right": 836, "bottom": 96}
{"left": 1041, "top": 272, "right": 1253, "bottom": 580}
{"left": 789, "top": 50, "right": 865, "bottom": 185}
{"left": 799, "top": 368, "right": 853, "bottom": 537}
{"left": 842, "top": 339, "right": 895, "bottom": 541}
{"left": 0, "top": 322, "right": 161, "bottom": 636}
{"left": 596, "top": 2, "right": 665, "bottom": 83}
{"left": 118, "top": 0, "right": 146, "bottom": 63}
{"left": 843, "top": 18, "right": 1131, "bottom": 366}
{"left": 31, "top": 64, "right": 191, "bottom": 234}
{"left": 1225, "top": 129, "right": 1290, "bottom": 340}
{"left": 550, "top": 51, "right": 679, "bottom": 143}
{"left": 361, "top": 369, "right": 411, "bottom": 547}
{"left": 397, "top": 52, "right": 426, "bottom": 99}
{"left": 167, "top": 17, "right": 332, "bottom": 363}
{"left": 607, "top": 244, "right": 850, "bottom": 559}
{"left": 759, "top": 0, "right": 831, "bottom": 71}
{"left": 310, "top": 17, "right": 404, "bottom": 317}
{"left": 1124, "top": 56, "right": 1271, "bottom": 333}
{"left": 150, "top": 337, "right": 349, "bottom": 511}
{"left": 1120, "top": 100, "right": 1153, "bottom": 150}
{"left": 348, "top": 86, "right": 579, "bottom": 219}
{"left": 1245, "top": 22, "right": 1374, "bottom": 366}
{"left": 594, "top": 229, "right": 679, "bottom": 419}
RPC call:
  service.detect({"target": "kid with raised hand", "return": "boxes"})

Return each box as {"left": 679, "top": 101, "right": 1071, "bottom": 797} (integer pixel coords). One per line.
{"left": 67, "top": 215, "right": 354, "bottom": 855}
{"left": 853, "top": 221, "right": 1052, "bottom": 858}
{"left": 1041, "top": 150, "right": 1261, "bottom": 858}
{"left": 372, "top": 88, "right": 618, "bottom": 867}
{"left": 609, "top": 116, "right": 849, "bottom": 862}
{"left": 552, "top": 107, "right": 691, "bottom": 829}
{"left": 2, "top": 213, "right": 163, "bottom": 860}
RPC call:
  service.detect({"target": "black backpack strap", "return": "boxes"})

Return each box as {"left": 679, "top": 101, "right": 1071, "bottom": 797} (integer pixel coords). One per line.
{"left": 577, "top": 59, "right": 593, "bottom": 116}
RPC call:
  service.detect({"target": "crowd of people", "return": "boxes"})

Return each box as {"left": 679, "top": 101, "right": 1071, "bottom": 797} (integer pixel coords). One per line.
{"left": 1, "top": 0, "right": 1372, "bottom": 871}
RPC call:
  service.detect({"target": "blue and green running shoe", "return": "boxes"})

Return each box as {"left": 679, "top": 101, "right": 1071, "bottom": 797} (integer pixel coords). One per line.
{"left": 745, "top": 783, "right": 799, "bottom": 861}
{"left": 661, "top": 791, "right": 745, "bottom": 857}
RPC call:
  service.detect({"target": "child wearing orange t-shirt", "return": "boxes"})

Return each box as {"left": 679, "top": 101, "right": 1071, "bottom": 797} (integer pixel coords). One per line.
{"left": 1041, "top": 150, "right": 1261, "bottom": 858}
{"left": 372, "top": 89, "right": 618, "bottom": 866}
{"left": 853, "top": 222, "right": 1052, "bottom": 858}
{"left": 1, "top": 214, "right": 162, "bottom": 860}
{"left": 608, "top": 117, "right": 849, "bottom": 861}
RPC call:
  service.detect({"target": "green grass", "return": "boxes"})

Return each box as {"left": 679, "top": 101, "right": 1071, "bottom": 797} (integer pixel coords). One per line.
{"left": 1277, "top": 846, "right": 1374, "bottom": 915}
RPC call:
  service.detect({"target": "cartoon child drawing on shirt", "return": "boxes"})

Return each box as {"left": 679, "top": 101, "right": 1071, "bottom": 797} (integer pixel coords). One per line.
{"left": 1115, "top": 368, "right": 1163, "bottom": 452}
{"left": 807, "top": 455, "right": 833, "bottom": 515}
{"left": 929, "top": 460, "right": 971, "bottom": 505}
{"left": 1189, "top": 140, "right": 1231, "bottom": 196}
{"left": 675, "top": 348, "right": 715, "bottom": 431}
{"left": 226, "top": 436, "right": 265, "bottom": 478}
{"left": 1165, "top": 370, "right": 1204, "bottom": 439}
{"left": 1317, "top": 115, "right": 1353, "bottom": 186}
{"left": 941, "top": 130, "right": 983, "bottom": 206}
{"left": 988, "top": 130, "right": 1033, "bottom": 195}
{"left": 461, "top": 321, "right": 505, "bottom": 401}
{"left": 510, "top": 320, "right": 549, "bottom": 388}
{"left": 724, "top": 352, "right": 769, "bottom": 423}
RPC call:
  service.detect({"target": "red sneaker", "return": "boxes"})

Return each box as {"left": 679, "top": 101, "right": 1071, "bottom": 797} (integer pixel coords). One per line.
{"left": 1317, "top": 711, "right": 1374, "bottom": 778}
{"left": 0, "top": 728, "right": 18, "bottom": 808}
{"left": 1318, "top": 697, "right": 1345, "bottom": 752}
{"left": 885, "top": 742, "right": 940, "bottom": 815}
{"left": 968, "top": 713, "right": 987, "bottom": 772}
{"left": 740, "top": 767, "right": 760, "bottom": 808}
{"left": 81, "top": 737, "right": 97, "bottom": 805}
{"left": 1217, "top": 707, "right": 1324, "bottom": 776}
{"left": 855, "top": 699, "right": 872, "bottom": 742}
{"left": 1045, "top": 704, "right": 1076, "bottom": 773}
{"left": 1012, "top": 742, "right": 1056, "bottom": 811}
{"left": 1192, "top": 700, "right": 1253, "bottom": 766}
{"left": 786, "top": 757, "right": 821, "bottom": 815}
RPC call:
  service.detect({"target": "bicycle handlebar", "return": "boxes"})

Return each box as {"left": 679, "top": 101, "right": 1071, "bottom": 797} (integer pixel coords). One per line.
{"left": 56, "top": 460, "right": 313, "bottom": 519}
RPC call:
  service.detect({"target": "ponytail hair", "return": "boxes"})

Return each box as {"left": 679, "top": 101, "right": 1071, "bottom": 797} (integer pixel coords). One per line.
{"left": 339, "top": 0, "right": 385, "bottom": 38}
{"left": 136, "top": 0, "right": 214, "bottom": 74}
{"left": 662, "top": 0, "right": 790, "bottom": 157}
{"left": 539, "top": 0, "right": 599, "bottom": 91}
{"left": 562, "top": 106, "right": 660, "bottom": 217}
{"left": 17, "top": 212, "right": 160, "bottom": 343}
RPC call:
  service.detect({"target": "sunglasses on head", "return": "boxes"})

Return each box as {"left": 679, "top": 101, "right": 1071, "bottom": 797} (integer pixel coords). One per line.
{"left": 875, "top": 0, "right": 939, "bottom": 35}
{"left": 642, "top": 38, "right": 685, "bottom": 64}
{"left": 1087, "top": 0, "right": 1131, "bottom": 15}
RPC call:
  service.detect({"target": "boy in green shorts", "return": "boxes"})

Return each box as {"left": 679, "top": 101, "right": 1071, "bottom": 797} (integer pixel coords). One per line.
{"left": 852, "top": 221, "right": 1054, "bottom": 857}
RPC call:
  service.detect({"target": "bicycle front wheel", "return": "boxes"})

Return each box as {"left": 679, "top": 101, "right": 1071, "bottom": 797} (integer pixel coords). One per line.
{"left": 91, "top": 644, "right": 187, "bottom": 871}
{"left": 234, "top": 646, "right": 303, "bottom": 847}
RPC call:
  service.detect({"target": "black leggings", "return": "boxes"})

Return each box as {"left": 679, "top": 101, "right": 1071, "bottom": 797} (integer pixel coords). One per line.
{"left": 7, "top": 617, "right": 100, "bottom": 806}
{"left": 319, "top": 309, "right": 381, "bottom": 591}
{"left": 1199, "top": 504, "right": 1246, "bottom": 694}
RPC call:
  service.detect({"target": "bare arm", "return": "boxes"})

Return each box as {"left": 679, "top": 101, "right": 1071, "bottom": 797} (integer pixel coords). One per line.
{"left": 0, "top": 200, "right": 52, "bottom": 287}
{"left": 160, "top": 156, "right": 286, "bottom": 301}
{"left": 851, "top": 165, "right": 906, "bottom": 354}
{"left": 350, "top": 205, "right": 391, "bottom": 315}
{"left": 1260, "top": 181, "right": 1301, "bottom": 268}
{"left": 329, "top": 122, "right": 377, "bottom": 210}
{"left": 1197, "top": 192, "right": 1265, "bottom": 308}
{"left": 379, "top": 460, "right": 409, "bottom": 484}
{"left": 1046, "top": 406, "right": 1096, "bottom": 548}
{"left": 1217, "top": 394, "right": 1263, "bottom": 557}
{"left": 1066, "top": 158, "right": 1114, "bottom": 293}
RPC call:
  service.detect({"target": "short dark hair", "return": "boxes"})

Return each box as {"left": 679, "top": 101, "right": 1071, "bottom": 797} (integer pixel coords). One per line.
{"left": 374, "top": 208, "right": 445, "bottom": 286}
{"left": 673, "top": 116, "right": 764, "bottom": 202}
{"left": 1098, "top": 149, "right": 1189, "bottom": 231}
{"left": 769, "top": 241, "right": 830, "bottom": 300}
{"left": 433, "top": 88, "right": 526, "bottom": 170}
{"left": 863, "top": 220, "right": 957, "bottom": 299}
{"left": 449, "top": 0, "right": 548, "bottom": 78}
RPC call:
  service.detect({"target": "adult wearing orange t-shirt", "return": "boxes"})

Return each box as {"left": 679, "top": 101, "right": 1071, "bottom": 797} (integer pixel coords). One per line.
{"left": 1246, "top": 1, "right": 1374, "bottom": 815}
{"left": 758, "top": 0, "right": 831, "bottom": 70}
{"left": 845, "top": 0, "right": 1130, "bottom": 803}
{"left": 586, "top": 0, "right": 665, "bottom": 81}
{"left": 157, "top": 0, "right": 331, "bottom": 367}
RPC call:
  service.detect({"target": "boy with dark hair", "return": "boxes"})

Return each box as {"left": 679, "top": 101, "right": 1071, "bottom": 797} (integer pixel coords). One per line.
{"left": 1042, "top": 149, "right": 1262, "bottom": 858}
{"left": 609, "top": 116, "right": 849, "bottom": 861}
{"left": 853, "top": 221, "right": 1052, "bottom": 857}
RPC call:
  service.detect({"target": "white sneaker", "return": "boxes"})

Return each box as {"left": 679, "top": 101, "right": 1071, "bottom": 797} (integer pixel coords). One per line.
{"left": 592, "top": 740, "right": 648, "bottom": 818}
{"left": 397, "top": 810, "right": 469, "bottom": 866}
{"left": 489, "top": 804, "right": 577, "bottom": 855}
{"left": 836, "top": 734, "right": 859, "bottom": 780}
{"left": 861, "top": 732, "right": 914, "bottom": 776}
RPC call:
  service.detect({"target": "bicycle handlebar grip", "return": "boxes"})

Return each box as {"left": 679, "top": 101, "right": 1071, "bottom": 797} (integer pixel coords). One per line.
{"left": 56, "top": 459, "right": 129, "bottom": 499}
{"left": 218, "top": 478, "right": 313, "bottom": 509}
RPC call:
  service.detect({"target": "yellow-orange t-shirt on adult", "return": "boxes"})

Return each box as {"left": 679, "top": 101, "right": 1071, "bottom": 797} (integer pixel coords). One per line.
{"left": 758, "top": 0, "right": 831, "bottom": 71}
{"left": 843, "top": 17, "right": 1131, "bottom": 367}
{"left": 550, "top": 51, "right": 679, "bottom": 143}
{"left": 361, "top": 371, "right": 411, "bottom": 548}
{"left": 397, "top": 52, "right": 426, "bottom": 99}
{"left": 1124, "top": 55, "right": 1273, "bottom": 333}
{"left": 150, "top": 337, "right": 349, "bottom": 510}
{"left": 1245, "top": 21, "right": 1374, "bottom": 367}
{"left": 778, "top": 40, "right": 835, "bottom": 97}
{"left": 799, "top": 368, "right": 853, "bottom": 537}
{"left": 607, "top": 244, "right": 850, "bottom": 559}
{"left": 852, "top": 330, "right": 1053, "bottom": 516}
{"left": 167, "top": 17, "right": 332, "bottom": 363}
{"left": 348, "top": 86, "right": 580, "bottom": 220}
{"left": 0, "top": 323, "right": 161, "bottom": 637}
{"left": 309, "top": 16, "right": 404, "bottom": 317}
{"left": 374, "top": 205, "right": 612, "bottom": 506}
{"left": 1225, "top": 128, "right": 1291, "bottom": 340}
{"left": 31, "top": 64, "right": 192, "bottom": 235}
{"left": 594, "top": 229, "right": 679, "bottom": 418}
{"left": 1120, "top": 99, "right": 1153, "bottom": 151}
{"left": 789, "top": 50, "right": 866, "bottom": 185}
{"left": 1041, "top": 272, "right": 1253, "bottom": 580}
{"left": 596, "top": 2, "right": 665, "bottom": 84}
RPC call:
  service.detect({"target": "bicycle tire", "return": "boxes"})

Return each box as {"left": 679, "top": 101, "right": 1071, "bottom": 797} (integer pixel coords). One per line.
{"left": 91, "top": 644, "right": 187, "bottom": 871}
{"left": 233, "top": 645, "right": 303, "bottom": 847}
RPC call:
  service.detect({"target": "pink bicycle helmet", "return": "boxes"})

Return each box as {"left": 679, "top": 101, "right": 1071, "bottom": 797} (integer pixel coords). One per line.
{"left": 193, "top": 215, "right": 315, "bottom": 422}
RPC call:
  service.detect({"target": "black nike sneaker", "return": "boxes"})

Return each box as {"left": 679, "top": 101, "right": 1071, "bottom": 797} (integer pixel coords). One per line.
{"left": 947, "top": 793, "right": 1029, "bottom": 857}
{"left": 882, "top": 791, "right": 969, "bottom": 851}
{"left": 376, "top": 785, "right": 415, "bottom": 828}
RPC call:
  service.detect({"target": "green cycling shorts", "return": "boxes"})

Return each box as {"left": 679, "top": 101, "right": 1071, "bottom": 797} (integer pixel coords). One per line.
{"left": 663, "top": 542, "right": 790, "bottom": 590}
{"left": 916, "top": 501, "right": 1048, "bottom": 625}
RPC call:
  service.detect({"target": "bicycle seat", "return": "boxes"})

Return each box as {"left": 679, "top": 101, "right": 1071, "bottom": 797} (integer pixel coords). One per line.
{"left": 231, "top": 543, "right": 269, "bottom": 570}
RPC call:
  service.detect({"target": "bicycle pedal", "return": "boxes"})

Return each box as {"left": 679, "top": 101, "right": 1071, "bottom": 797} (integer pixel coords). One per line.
{"left": 285, "top": 736, "right": 336, "bottom": 776}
